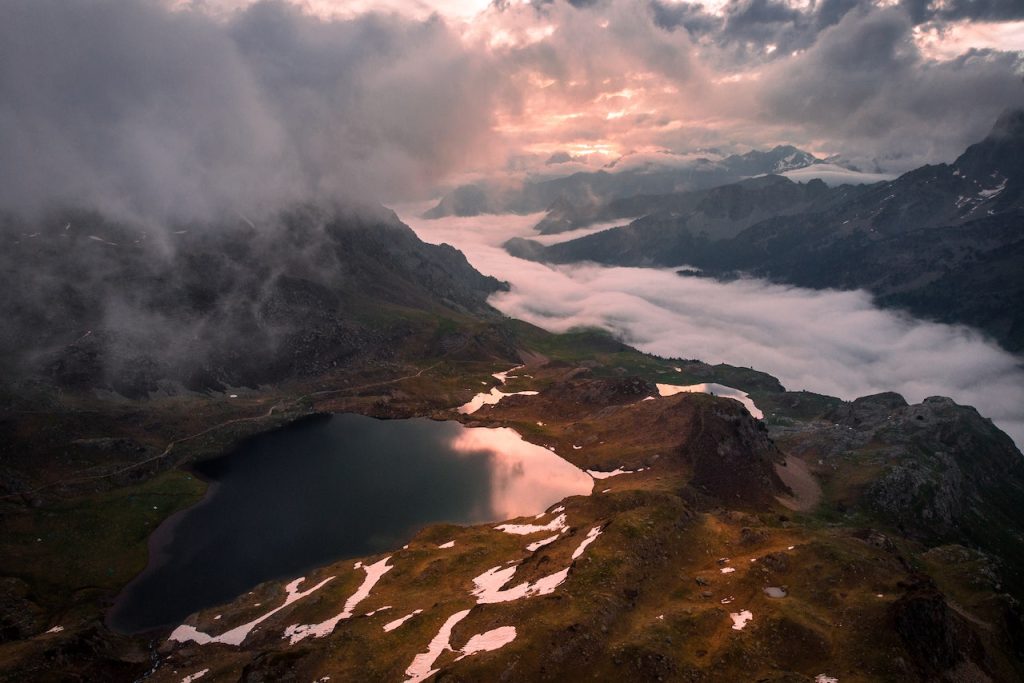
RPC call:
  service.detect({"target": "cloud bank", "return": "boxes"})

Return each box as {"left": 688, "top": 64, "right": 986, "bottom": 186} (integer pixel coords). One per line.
{"left": 1, "top": 0, "right": 1022, "bottom": 220}
{"left": 400, "top": 207, "right": 1024, "bottom": 449}
{"left": 0, "top": 0, "right": 500, "bottom": 221}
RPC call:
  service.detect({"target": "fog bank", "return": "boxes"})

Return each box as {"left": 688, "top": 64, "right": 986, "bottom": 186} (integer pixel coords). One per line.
{"left": 399, "top": 206, "right": 1024, "bottom": 449}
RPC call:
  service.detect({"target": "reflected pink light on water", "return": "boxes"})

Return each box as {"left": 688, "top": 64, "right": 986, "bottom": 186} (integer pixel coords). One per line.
{"left": 449, "top": 427, "right": 592, "bottom": 520}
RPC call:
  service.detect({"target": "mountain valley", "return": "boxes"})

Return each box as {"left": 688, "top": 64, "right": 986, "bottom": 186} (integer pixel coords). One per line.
{"left": 505, "top": 110, "right": 1024, "bottom": 353}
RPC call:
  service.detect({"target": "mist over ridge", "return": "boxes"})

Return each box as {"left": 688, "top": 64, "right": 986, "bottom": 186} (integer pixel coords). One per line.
{"left": 399, "top": 206, "right": 1024, "bottom": 449}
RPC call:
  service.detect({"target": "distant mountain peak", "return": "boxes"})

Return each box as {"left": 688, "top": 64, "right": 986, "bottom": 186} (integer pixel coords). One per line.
{"left": 953, "top": 108, "right": 1024, "bottom": 180}
{"left": 988, "top": 107, "right": 1024, "bottom": 140}
{"left": 723, "top": 145, "right": 820, "bottom": 175}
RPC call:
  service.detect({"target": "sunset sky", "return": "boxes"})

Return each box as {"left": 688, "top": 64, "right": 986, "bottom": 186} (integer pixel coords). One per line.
{"left": 2, "top": 0, "right": 1023, "bottom": 218}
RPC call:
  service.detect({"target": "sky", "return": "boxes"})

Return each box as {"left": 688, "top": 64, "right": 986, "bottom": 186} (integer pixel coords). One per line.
{"left": 1, "top": 0, "right": 1023, "bottom": 220}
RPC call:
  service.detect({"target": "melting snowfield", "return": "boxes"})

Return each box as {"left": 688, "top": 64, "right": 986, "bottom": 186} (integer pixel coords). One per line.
{"left": 398, "top": 205, "right": 1024, "bottom": 449}
{"left": 165, "top": 507, "right": 606, "bottom": 683}
{"left": 283, "top": 556, "right": 393, "bottom": 644}
{"left": 169, "top": 576, "right": 336, "bottom": 646}
{"left": 656, "top": 382, "right": 763, "bottom": 419}
{"left": 458, "top": 366, "right": 539, "bottom": 414}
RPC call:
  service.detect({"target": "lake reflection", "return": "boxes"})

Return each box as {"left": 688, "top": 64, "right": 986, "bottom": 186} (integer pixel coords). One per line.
{"left": 450, "top": 427, "right": 592, "bottom": 520}
{"left": 108, "top": 414, "right": 591, "bottom": 634}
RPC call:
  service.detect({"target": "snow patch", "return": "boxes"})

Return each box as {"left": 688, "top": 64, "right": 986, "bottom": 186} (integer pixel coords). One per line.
{"left": 979, "top": 178, "right": 1007, "bottom": 199}
{"left": 495, "top": 513, "right": 567, "bottom": 535}
{"left": 474, "top": 526, "right": 602, "bottom": 604}
{"left": 456, "top": 626, "right": 517, "bottom": 660}
{"left": 729, "top": 610, "right": 753, "bottom": 630}
{"left": 586, "top": 467, "right": 645, "bottom": 479}
{"left": 492, "top": 366, "right": 524, "bottom": 384}
{"left": 526, "top": 533, "right": 560, "bottom": 552}
{"left": 384, "top": 609, "right": 423, "bottom": 633}
{"left": 181, "top": 670, "right": 209, "bottom": 683}
{"left": 438, "top": 541, "right": 455, "bottom": 549}
{"left": 45, "top": 625, "right": 64, "bottom": 634}
{"left": 283, "top": 557, "right": 392, "bottom": 645}
{"left": 169, "top": 575, "right": 335, "bottom": 647}
{"left": 457, "top": 387, "right": 539, "bottom": 414}
{"left": 720, "top": 567, "right": 736, "bottom": 574}
{"left": 815, "top": 676, "right": 839, "bottom": 683}
{"left": 403, "top": 609, "right": 471, "bottom": 683}
{"left": 459, "top": 365, "right": 540, "bottom": 414}
{"left": 656, "top": 383, "right": 763, "bottom": 419}
{"left": 571, "top": 526, "right": 603, "bottom": 560}
{"left": 472, "top": 565, "right": 559, "bottom": 603}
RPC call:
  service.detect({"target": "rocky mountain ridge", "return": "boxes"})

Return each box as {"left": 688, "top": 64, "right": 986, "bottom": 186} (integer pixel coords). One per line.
{"left": 0, "top": 203, "right": 508, "bottom": 398}
{"left": 506, "top": 109, "right": 1024, "bottom": 351}
{"left": 423, "top": 144, "right": 831, "bottom": 222}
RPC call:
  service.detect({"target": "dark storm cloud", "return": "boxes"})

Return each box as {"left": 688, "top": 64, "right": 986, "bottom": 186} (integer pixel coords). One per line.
{"left": 0, "top": 0, "right": 499, "bottom": 222}
{"left": 2, "top": 0, "right": 1022, "bottom": 219}
{"left": 900, "top": 0, "right": 1024, "bottom": 24}
{"left": 650, "top": 0, "right": 876, "bottom": 61}
{"left": 650, "top": 1, "right": 722, "bottom": 35}
{"left": 754, "top": 7, "right": 1024, "bottom": 169}
{"left": 651, "top": 0, "right": 1022, "bottom": 70}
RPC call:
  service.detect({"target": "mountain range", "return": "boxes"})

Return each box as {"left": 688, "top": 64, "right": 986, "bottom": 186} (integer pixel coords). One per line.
{"left": 423, "top": 144, "right": 860, "bottom": 222}
{"left": 0, "top": 203, "right": 509, "bottom": 399}
{"left": 505, "top": 109, "right": 1024, "bottom": 352}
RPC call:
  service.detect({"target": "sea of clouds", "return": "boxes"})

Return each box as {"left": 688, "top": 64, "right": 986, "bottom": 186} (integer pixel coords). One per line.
{"left": 399, "top": 206, "right": 1024, "bottom": 449}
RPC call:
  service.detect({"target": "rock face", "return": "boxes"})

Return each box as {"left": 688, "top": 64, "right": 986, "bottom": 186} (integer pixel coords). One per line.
{"left": 0, "top": 203, "right": 506, "bottom": 395}
{"left": 855, "top": 396, "right": 1024, "bottom": 546}
{"left": 681, "top": 400, "right": 787, "bottom": 509}
{"left": 770, "top": 389, "right": 1024, "bottom": 598}
{"left": 891, "top": 577, "right": 990, "bottom": 681}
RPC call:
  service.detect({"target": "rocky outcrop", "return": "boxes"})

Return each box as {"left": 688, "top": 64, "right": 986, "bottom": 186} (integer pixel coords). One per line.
{"left": 506, "top": 110, "right": 1024, "bottom": 351}
{"left": 891, "top": 576, "right": 991, "bottom": 681}
{"left": 681, "top": 398, "right": 789, "bottom": 508}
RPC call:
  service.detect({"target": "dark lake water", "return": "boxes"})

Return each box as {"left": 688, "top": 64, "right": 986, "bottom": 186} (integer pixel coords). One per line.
{"left": 108, "top": 413, "right": 591, "bottom": 633}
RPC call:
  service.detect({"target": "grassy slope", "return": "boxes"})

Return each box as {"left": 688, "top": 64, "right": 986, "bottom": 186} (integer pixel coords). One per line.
{"left": 0, "top": 321, "right": 1021, "bottom": 681}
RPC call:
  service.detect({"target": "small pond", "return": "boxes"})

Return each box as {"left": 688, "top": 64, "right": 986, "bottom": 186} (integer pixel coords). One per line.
{"left": 108, "top": 414, "right": 591, "bottom": 633}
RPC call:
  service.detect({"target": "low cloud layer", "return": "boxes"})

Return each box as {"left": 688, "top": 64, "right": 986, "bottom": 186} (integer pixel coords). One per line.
{"left": 401, "top": 207, "right": 1024, "bottom": 449}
